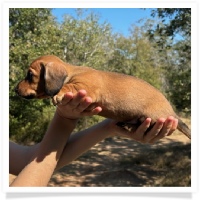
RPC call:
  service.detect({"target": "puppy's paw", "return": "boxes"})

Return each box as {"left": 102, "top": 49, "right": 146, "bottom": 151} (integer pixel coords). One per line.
{"left": 52, "top": 94, "right": 65, "bottom": 106}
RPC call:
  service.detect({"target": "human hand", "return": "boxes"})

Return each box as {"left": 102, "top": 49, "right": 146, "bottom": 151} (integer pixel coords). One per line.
{"left": 106, "top": 116, "right": 178, "bottom": 144}
{"left": 56, "top": 90, "right": 102, "bottom": 120}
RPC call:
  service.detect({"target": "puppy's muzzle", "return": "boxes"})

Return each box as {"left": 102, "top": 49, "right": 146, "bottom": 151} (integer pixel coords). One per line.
{"left": 15, "top": 85, "right": 36, "bottom": 99}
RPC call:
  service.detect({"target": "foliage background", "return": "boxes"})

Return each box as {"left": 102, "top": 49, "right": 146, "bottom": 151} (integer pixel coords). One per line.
{"left": 9, "top": 8, "right": 191, "bottom": 144}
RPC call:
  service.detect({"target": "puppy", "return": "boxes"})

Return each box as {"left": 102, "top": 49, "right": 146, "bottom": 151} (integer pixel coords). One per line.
{"left": 15, "top": 55, "right": 191, "bottom": 139}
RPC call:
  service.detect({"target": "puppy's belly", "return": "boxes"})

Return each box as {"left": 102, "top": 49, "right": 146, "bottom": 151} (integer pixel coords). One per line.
{"left": 97, "top": 102, "right": 145, "bottom": 122}
{"left": 97, "top": 98, "right": 176, "bottom": 123}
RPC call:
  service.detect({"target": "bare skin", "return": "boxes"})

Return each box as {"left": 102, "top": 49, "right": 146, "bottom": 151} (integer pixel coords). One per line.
{"left": 9, "top": 90, "right": 178, "bottom": 186}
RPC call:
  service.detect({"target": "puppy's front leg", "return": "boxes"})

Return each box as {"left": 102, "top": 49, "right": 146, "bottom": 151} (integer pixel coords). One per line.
{"left": 52, "top": 91, "right": 66, "bottom": 106}
{"left": 51, "top": 84, "right": 82, "bottom": 106}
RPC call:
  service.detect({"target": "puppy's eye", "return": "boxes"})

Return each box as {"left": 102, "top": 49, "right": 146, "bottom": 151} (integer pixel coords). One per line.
{"left": 26, "top": 71, "right": 33, "bottom": 82}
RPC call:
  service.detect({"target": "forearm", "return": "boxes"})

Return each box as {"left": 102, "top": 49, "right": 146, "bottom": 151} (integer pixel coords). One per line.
{"left": 9, "top": 141, "right": 34, "bottom": 176}
{"left": 56, "top": 120, "right": 111, "bottom": 170}
{"left": 10, "top": 112, "right": 77, "bottom": 187}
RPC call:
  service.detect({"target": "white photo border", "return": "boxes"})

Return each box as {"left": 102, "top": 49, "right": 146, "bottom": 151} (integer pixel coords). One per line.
{"left": 1, "top": 0, "right": 198, "bottom": 195}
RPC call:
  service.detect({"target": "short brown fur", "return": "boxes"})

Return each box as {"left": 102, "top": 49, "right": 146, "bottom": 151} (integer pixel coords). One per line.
{"left": 15, "top": 55, "right": 191, "bottom": 139}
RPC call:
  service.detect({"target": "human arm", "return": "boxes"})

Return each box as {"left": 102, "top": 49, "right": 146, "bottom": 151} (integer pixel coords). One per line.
{"left": 9, "top": 89, "right": 178, "bottom": 183}
{"left": 108, "top": 116, "right": 178, "bottom": 144}
{"left": 10, "top": 116, "right": 177, "bottom": 176}
{"left": 9, "top": 90, "right": 101, "bottom": 186}
{"left": 55, "top": 91, "right": 178, "bottom": 170}
{"left": 10, "top": 113, "right": 77, "bottom": 187}
{"left": 55, "top": 116, "right": 178, "bottom": 170}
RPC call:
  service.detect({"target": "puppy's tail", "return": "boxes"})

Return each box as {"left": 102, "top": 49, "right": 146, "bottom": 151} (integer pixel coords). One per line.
{"left": 177, "top": 118, "right": 191, "bottom": 139}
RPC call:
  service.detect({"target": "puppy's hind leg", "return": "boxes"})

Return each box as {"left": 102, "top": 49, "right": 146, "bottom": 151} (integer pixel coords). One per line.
{"left": 116, "top": 116, "right": 147, "bottom": 132}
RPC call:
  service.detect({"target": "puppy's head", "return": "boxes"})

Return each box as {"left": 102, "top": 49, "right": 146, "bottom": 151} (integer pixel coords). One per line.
{"left": 15, "top": 55, "right": 67, "bottom": 99}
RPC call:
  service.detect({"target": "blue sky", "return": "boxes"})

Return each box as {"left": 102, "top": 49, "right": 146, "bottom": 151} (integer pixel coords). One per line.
{"left": 52, "top": 8, "right": 154, "bottom": 37}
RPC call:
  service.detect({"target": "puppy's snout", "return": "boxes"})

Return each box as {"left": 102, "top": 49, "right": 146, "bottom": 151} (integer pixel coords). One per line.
{"left": 14, "top": 82, "right": 37, "bottom": 99}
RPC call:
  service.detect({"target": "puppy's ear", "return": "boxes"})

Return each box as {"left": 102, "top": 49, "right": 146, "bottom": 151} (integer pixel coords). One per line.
{"left": 41, "top": 62, "right": 67, "bottom": 96}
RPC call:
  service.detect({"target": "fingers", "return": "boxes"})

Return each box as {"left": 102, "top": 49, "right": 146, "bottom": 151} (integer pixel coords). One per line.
{"left": 60, "top": 90, "right": 102, "bottom": 117}
{"left": 130, "top": 118, "right": 152, "bottom": 142}
{"left": 143, "top": 118, "right": 166, "bottom": 143}
{"left": 81, "top": 106, "right": 102, "bottom": 117}
{"left": 136, "top": 118, "right": 152, "bottom": 134}
{"left": 129, "top": 116, "right": 178, "bottom": 144}
{"left": 61, "top": 90, "right": 89, "bottom": 111}
{"left": 62, "top": 90, "right": 86, "bottom": 107}
{"left": 74, "top": 96, "right": 92, "bottom": 112}
{"left": 72, "top": 90, "right": 89, "bottom": 110}
{"left": 146, "top": 116, "right": 177, "bottom": 144}
{"left": 167, "top": 118, "right": 178, "bottom": 136}
{"left": 62, "top": 92, "right": 74, "bottom": 104}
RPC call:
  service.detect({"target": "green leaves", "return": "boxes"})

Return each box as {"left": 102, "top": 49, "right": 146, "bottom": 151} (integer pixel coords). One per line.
{"left": 148, "top": 9, "right": 191, "bottom": 114}
{"left": 60, "top": 9, "right": 114, "bottom": 69}
{"left": 9, "top": 8, "right": 191, "bottom": 143}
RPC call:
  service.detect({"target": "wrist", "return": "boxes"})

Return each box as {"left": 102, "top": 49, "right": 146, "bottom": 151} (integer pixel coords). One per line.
{"left": 55, "top": 109, "right": 79, "bottom": 123}
{"left": 46, "top": 111, "right": 78, "bottom": 137}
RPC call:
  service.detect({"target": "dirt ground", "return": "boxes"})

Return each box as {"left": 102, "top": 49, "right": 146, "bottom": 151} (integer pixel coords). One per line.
{"left": 9, "top": 127, "right": 191, "bottom": 187}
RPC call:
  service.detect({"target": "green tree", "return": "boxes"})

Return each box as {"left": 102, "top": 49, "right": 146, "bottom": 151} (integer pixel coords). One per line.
{"left": 60, "top": 9, "right": 114, "bottom": 70}
{"left": 9, "top": 8, "right": 115, "bottom": 142}
{"left": 151, "top": 8, "right": 191, "bottom": 38}
{"left": 108, "top": 25, "right": 163, "bottom": 90}
{"left": 148, "top": 8, "right": 191, "bottom": 114}
{"left": 9, "top": 8, "right": 60, "bottom": 143}
{"left": 10, "top": 8, "right": 190, "bottom": 144}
